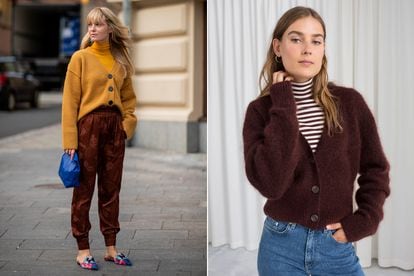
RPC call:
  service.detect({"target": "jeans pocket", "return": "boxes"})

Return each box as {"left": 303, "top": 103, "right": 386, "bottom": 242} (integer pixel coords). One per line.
{"left": 264, "top": 216, "right": 296, "bottom": 234}
{"left": 327, "top": 230, "right": 348, "bottom": 245}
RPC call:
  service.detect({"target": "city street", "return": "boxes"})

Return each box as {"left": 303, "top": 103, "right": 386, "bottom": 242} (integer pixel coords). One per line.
{"left": 0, "top": 96, "right": 207, "bottom": 275}
{"left": 0, "top": 92, "right": 62, "bottom": 138}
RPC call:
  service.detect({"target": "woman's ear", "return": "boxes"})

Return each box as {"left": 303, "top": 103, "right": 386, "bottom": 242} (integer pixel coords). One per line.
{"left": 272, "top": 38, "right": 281, "bottom": 56}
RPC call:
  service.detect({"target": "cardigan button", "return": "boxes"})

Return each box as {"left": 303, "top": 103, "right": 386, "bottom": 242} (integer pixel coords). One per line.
{"left": 311, "top": 185, "right": 320, "bottom": 194}
{"left": 310, "top": 214, "right": 319, "bottom": 222}
{"left": 108, "top": 100, "right": 113, "bottom": 105}
{"left": 108, "top": 86, "right": 113, "bottom": 92}
{"left": 108, "top": 74, "right": 113, "bottom": 79}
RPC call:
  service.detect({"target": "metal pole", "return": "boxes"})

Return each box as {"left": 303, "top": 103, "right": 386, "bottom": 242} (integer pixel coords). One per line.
{"left": 122, "top": 0, "right": 131, "bottom": 27}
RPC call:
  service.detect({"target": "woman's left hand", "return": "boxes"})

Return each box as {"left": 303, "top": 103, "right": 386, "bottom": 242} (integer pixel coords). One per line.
{"left": 326, "top": 222, "right": 348, "bottom": 243}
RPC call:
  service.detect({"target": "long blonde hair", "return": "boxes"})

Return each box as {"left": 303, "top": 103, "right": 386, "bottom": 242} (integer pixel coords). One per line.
{"left": 259, "top": 6, "right": 342, "bottom": 135}
{"left": 80, "top": 7, "right": 134, "bottom": 77}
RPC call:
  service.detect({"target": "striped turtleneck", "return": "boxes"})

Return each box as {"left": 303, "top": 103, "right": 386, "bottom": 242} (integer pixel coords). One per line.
{"left": 292, "top": 78, "right": 325, "bottom": 152}
{"left": 88, "top": 40, "right": 115, "bottom": 71}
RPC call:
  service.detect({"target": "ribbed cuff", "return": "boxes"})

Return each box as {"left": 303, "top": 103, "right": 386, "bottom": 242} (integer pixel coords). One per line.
{"left": 76, "top": 237, "right": 90, "bottom": 250}
{"left": 269, "top": 81, "right": 296, "bottom": 110}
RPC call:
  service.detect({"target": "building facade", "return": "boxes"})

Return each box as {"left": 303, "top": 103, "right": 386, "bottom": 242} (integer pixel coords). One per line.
{"left": 109, "top": 0, "right": 207, "bottom": 153}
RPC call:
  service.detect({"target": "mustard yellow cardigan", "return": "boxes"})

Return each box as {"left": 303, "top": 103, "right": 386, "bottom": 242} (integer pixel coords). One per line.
{"left": 61, "top": 42, "right": 137, "bottom": 149}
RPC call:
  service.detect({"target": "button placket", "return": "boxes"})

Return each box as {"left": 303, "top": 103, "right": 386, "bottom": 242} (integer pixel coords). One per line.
{"left": 107, "top": 74, "right": 114, "bottom": 105}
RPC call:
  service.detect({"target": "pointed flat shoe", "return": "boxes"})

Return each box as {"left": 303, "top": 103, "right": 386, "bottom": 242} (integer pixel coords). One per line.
{"left": 76, "top": 255, "right": 98, "bottom": 270}
{"left": 104, "top": 252, "right": 132, "bottom": 266}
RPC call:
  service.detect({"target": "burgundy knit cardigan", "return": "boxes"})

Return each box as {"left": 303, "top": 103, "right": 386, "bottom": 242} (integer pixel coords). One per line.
{"left": 243, "top": 81, "right": 390, "bottom": 242}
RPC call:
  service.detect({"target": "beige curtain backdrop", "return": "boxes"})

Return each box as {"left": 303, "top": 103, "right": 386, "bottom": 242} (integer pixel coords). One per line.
{"left": 208, "top": 0, "right": 414, "bottom": 270}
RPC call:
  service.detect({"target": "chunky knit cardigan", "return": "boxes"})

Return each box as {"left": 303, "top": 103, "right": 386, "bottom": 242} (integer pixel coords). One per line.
{"left": 62, "top": 43, "right": 137, "bottom": 149}
{"left": 243, "top": 81, "right": 390, "bottom": 242}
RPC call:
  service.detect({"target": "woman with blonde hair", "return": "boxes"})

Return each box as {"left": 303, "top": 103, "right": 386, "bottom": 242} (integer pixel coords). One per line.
{"left": 62, "top": 6, "right": 136, "bottom": 270}
{"left": 243, "top": 6, "right": 390, "bottom": 275}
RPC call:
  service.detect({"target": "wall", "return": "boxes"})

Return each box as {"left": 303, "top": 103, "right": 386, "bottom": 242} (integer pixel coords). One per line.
{"left": 0, "top": 0, "right": 12, "bottom": 55}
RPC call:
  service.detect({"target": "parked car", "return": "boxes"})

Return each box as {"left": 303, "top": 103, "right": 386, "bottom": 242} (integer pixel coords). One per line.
{"left": 0, "top": 56, "right": 40, "bottom": 111}
{"left": 30, "top": 57, "right": 68, "bottom": 91}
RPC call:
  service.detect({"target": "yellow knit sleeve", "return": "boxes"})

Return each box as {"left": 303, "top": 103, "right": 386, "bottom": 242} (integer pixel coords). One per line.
{"left": 120, "top": 77, "right": 137, "bottom": 140}
{"left": 61, "top": 54, "right": 82, "bottom": 149}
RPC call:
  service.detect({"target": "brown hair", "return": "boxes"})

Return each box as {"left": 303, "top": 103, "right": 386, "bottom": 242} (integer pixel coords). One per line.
{"left": 80, "top": 7, "right": 134, "bottom": 77}
{"left": 259, "top": 6, "right": 342, "bottom": 135}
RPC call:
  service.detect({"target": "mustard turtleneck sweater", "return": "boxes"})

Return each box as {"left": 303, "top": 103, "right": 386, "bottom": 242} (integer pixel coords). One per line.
{"left": 61, "top": 41, "right": 137, "bottom": 149}
{"left": 89, "top": 41, "right": 115, "bottom": 71}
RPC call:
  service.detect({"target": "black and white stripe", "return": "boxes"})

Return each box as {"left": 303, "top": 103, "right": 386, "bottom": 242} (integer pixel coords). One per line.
{"left": 292, "top": 79, "right": 325, "bottom": 152}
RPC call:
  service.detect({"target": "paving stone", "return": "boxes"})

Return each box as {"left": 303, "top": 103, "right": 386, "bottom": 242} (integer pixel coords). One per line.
{"left": 33, "top": 220, "right": 71, "bottom": 231}
{"left": 0, "top": 227, "right": 70, "bottom": 240}
{"left": 1, "top": 217, "right": 40, "bottom": 229}
{"left": 120, "top": 220, "right": 162, "bottom": 230}
{"left": 161, "top": 207, "right": 206, "bottom": 215}
{"left": 129, "top": 249, "right": 204, "bottom": 260}
{"left": 131, "top": 213, "right": 181, "bottom": 221}
{"left": 192, "top": 271, "right": 207, "bottom": 276}
{"left": 173, "top": 239, "right": 206, "bottom": 249}
{"left": 37, "top": 249, "right": 79, "bottom": 261}
{"left": 120, "top": 206, "right": 162, "bottom": 214}
{"left": 125, "top": 238, "right": 174, "bottom": 249}
{"left": 0, "top": 199, "right": 35, "bottom": 208}
{"left": 0, "top": 239, "right": 25, "bottom": 250}
{"left": 124, "top": 271, "right": 191, "bottom": 276}
{"left": 30, "top": 199, "right": 71, "bottom": 208}
{"left": 41, "top": 207, "right": 71, "bottom": 217}
{"left": 0, "top": 207, "right": 48, "bottom": 216}
{"left": 155, "top": 192, "right": 205, "bottom": 201}
{"left": 189, "top": 229, "right": 207, "bottom": 240}
{"left": 19, "top": 239, "right": 78, "bottom": 250}
{"left": 0, "top": 271, "right": 30, "bottom": 276}
{"left": 133, "top": 230, "right": 189, "bottom": 240}
{"left": 0, "top": 249, "right": 43, "bottom": 261}
{"left": 181, "top": 210, "right": 207, "bottom": 221}
{"left": 162, "top": 221, "right": 206, "bottom": 230}
{"left": 158, "top": 259, "right": 206, "bottom": 272}
{"left": 135, "top": 198, "right": 201, "bottom": 208}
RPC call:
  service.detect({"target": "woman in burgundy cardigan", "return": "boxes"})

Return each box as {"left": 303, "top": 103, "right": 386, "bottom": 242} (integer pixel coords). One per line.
{"left": 243, "top": 6, "right": 390, "bottom": 276}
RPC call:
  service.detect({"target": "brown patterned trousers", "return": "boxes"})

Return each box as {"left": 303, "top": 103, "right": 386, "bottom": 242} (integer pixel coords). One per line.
{"left": 71, "top": 106, "right": 126, "bottom": 250}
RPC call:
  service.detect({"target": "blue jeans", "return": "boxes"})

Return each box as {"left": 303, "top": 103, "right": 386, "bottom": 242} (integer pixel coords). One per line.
{"left": 258, "top": 217, "right": 364, "bottom": 276}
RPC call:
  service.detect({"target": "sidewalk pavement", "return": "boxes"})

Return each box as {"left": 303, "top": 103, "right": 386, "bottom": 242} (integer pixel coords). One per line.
{"left": 0, "top": 122, "right": 206, "bottom": 275}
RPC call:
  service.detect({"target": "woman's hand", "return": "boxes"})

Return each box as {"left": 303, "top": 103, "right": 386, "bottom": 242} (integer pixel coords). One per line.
{"left": 326, "top": 222, "right": 348, "bottom": 243}
{"left": 272, "top": 71, "right": 294, "bottom": 84}
{"left": 64, "top": 149, "right": 76, "bottom": 160}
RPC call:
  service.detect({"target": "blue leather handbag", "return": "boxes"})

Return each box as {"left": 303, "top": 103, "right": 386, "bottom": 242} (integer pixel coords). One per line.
{"left": 58, "top": 152, "right": 80, "bottom": 188}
